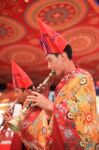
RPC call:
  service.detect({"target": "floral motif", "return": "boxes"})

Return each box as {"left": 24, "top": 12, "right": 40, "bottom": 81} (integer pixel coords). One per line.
{"left": 80, "top": 77, "right": 87, "bottom": 85}
{"left": 42, "top": 127, "right": 47, "bottom": 134}
{"left": 64, "top": 128, "right": 73, "bottom": 139}
{"left": 85, "top": 113, "right": 92, "bottom": 123}
{"left": 67, "top": 111, "right": 73, "bottom": 119}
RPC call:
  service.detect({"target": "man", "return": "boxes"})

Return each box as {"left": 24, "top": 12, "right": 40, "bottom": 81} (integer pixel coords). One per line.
{"left": 23, "top": 20, "right": 99, "bottom": 150}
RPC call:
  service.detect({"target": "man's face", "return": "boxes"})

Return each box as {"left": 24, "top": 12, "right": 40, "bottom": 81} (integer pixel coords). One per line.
{"left": 46, "top": 54, "right": 64, "bottom": 76}
{"left": 14, "top": 88, "right": 26, "bottom": 103}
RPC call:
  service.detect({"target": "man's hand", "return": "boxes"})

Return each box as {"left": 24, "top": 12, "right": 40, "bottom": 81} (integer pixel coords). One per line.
{"left": 4, "top": 111, "right": 12, "bottom": 123}
{"left": 25, "top": 91, "right": 53, "bottom": 112}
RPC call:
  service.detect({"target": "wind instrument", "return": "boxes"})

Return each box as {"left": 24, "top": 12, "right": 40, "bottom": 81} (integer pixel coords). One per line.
{"left": 7, "top": 70, "right": 56, "bottom": 132}
{"left": 0, "top": 99, "right": 17, "bottom": 127}
{"left": 0, "top": 99, "right": 17, "bottom": 141}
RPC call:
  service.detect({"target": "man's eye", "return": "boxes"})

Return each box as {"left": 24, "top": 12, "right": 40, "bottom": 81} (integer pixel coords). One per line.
{"left": 48, "top": 59, "right": 52, "bottom": 62}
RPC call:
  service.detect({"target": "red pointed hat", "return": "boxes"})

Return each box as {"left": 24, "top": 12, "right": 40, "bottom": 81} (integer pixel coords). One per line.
{"left": 38, "top": 19, "right": 68, "bottom": 54}
{"left": 11, "top": 60, "right": 33, "bottom": 89}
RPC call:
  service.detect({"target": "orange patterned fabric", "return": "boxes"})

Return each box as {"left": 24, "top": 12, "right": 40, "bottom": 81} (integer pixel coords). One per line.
{"left": 46, "top": 68, "right": 99, "bottom": 150}
{"left": 20, "top": 68, "right": 99, "bottom": 150}
{"left": 20, "top": 108, "right": 49, "bottom": 149}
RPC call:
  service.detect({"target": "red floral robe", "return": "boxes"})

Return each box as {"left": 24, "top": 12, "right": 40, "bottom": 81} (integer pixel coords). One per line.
{"left": 20, "top": 68, "right": 99, "bottom": 150}
{"left": 46, "top": 68, "right": 99, "bottom": 150}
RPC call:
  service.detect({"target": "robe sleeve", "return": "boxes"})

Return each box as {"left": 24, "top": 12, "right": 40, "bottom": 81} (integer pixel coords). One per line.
{"left": 53, "top": 72, "right": 99, "bottom": 149}
{"left": 74, "top": 72, "right": 99, "bottom": 147}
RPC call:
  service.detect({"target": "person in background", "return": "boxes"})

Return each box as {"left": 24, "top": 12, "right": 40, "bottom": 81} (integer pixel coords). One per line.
{"left": 23, "top": 20, "right": 99, "bottom": 150}
{"left": 11, "top": 59, "right": 33, "bottom": 103}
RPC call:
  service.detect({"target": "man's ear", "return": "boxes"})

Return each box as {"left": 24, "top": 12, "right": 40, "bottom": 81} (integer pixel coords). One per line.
{"left": 61, "top": 52, "right": 67, "bottom": 60}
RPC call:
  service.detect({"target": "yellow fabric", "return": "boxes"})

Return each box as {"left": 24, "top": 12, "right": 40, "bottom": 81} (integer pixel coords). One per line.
{"left": 20, "top": 109, "right": 49, "bottom": 150}
{"left": 54, "top": 71, "right": 99, "bottom": 149}
{"left": 29, "top": 109, "right": 48, "bottom": 147}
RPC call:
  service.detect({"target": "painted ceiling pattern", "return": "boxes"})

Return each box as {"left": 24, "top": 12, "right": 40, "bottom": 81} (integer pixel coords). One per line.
{"left": 0, "top": 0, "right": 99, "bottom": 86}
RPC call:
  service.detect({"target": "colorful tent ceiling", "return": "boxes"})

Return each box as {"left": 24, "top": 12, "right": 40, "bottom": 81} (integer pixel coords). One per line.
{"left": 0, "top": 0, "right": 99, "bottom": 86}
